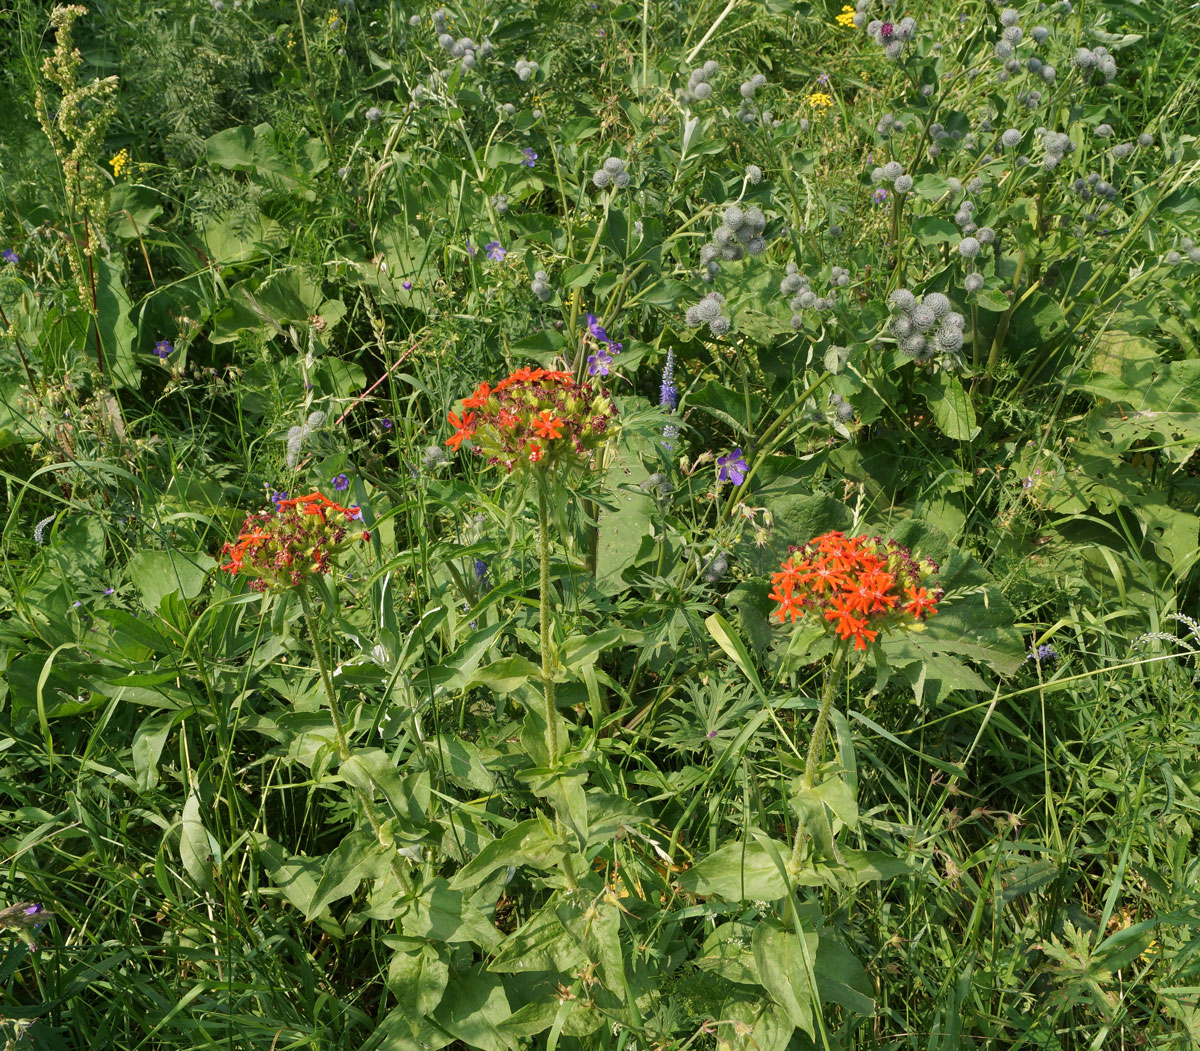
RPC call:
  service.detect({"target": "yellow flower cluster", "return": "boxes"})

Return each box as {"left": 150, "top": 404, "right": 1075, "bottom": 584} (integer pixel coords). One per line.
{"left": 835, "top": 4, "right": 857, "bottom": 28}
{"left": 806, "top": 92, "right": 834, "bottom": 110}
{"left": 109, "top": 147, "right": 130, "bottom": 178}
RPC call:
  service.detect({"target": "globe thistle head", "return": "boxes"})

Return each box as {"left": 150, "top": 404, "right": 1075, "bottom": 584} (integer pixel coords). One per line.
{"left": 1111, "top": 142, "right": 1134, "bottom": 160}
{"left": 1000, "top": 7, "right": 1020, "bottom": 26}
{"left": 365, "top": 106, "right": 383, "bottom": 122}
{"left": 745, "top": 236, "right": 766, "bottom": 256}
{"left": 894, "top": 174, "right": 913, "bottom": 194}
{"left": 613, "top": 172, "right": 631, "bottom": 188}
{"left": 958, "top": 236, "right": 981, "bottom": 259}
{"left": 888, "top": 288, "right": 917, "bottom": 313}
{"left": 900, "top": 333, "right": 927, "bottom": 356}
{"left": 745, "top": 163, "right": 763, "bottom": 184}
{"left": 723, "top": 205, "right": 745, "bottom": 229}
{"left": 1002, "top": 128, "right": 1022, "bottom": 148}
{"left": 1041, "top": 64, "right": 1056, "bottom": 82}
{"left": 964, "top": 272, "right": 984, "bottom": 292}
{"left": 1032, "top": 25, "right": 1049, "bottom": 43}
{"left": 603, "top": 156, "right": 626, "bottom": 175}
{"left": 977, "top": 226, "right": 995, "bottom": 244}
{"left": 1003, "top": 25, "right": 1023, "bottom": 44}
{"left": 924, "top": 291, "right": 951, "bottom": 317}
{"left": 890, "top": 314, "right": 913, "bottom": 338}
{"left": 911, "top": 304, "right": 937, "bottom": 331}
{"left": 1095, "top": 123, "right": 1113, "bottom": 139}
{"left": 994, "top": 40, "right": 1013, "bottom": 59}
{"left": 708, "top": 316, "right": 731, "bottom": 337}
{"left": 883, "top": 160, "right": 904, "bottom": 181}
{"left": 693, "top": 82, "right": 712, "bottom": 100}
{"left": 592, "top": 169, "right": 611, "bottom": 188}
{"left": 1165, "top": 251, "right": 1183, "bottom": 265}
{"left": 935, "top": 325, "right": 964, "bottom": 353}
{"left": 1138, "top": 132, "right": 1154, "bottom": 147}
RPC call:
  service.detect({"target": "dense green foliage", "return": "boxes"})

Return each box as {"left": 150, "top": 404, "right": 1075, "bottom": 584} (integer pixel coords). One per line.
{"left": 2, "top": 0, "right": 1200, "bottom": 1047}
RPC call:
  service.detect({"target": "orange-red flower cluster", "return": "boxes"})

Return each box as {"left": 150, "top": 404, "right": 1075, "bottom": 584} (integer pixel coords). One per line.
{"left": 769, "top": 531, "right": 943, "bottom": 650}
{"left": 221, "top": 492, "right": 369, "bottom": 592}
{"left": 446, "top": 366, "right": 617, "bottom": 472}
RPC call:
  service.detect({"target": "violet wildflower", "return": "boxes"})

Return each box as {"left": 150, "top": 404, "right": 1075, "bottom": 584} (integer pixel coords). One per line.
{"left": 332, "top": 473, "right": 350, "bottom": 491}
{"left": 717, "top": 448, "right": 749, "bottom": 486}
{"left": 2, "top": 249, "right": 17, "bottom": 264}
{"left": 660, "top": 348, "right": 677, "bottom": 410}
{"left": 153, "top": 340, "right": 174, "bottom": 358}
{"left": 465, "top": 239, "right": 477, "bottom": 258}
{"left": 522, "top": 147, "right": 537, "bottom": 167}
{"left": 380, "top": 418, "right": 393, "bottom": 429}
{"left": 484, "top": 240, "right": 506, "bottom": 262}
{"left": 104, "top": 587, "right": 115, "bottom": 596}
{"left": 873, "top": 187, "right": 889, "bottom": 204}
{"left": 402, "top": 280, "right": 412, "bottom": 290}
{"left": 474, "top": 558, "right": 488, "bottom": 588}
{"left": 1028, "top": 643, "right": 1058, "bottom": 664}
{"left": 587, "top": 346, "right": 613, "bottom": 377}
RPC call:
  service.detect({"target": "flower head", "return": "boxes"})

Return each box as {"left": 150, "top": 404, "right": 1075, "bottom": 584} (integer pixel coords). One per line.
{"left": 332, "top": 473, "right": 350, "bottom": 491}
{"left": 873, "top": 187, "right": 889, "bottom": 205}
{"left": 660, "top": 348, "right": 677, "bottom": 411}
{"left": 2, "top": 249, "right": 17, "bottom": 264}
{"left": 716, "top": 448, "right": 749, "bottom": 486}
{"left": 835, "top": 4, "right": 856, "bottom": 28}
{"left": 109, "top": 148, "right": 130, "bottom": 178}
{"left": 220, "top": 492, "right": 370, "bottom": 591}
{"left": 446, "top": 366, "right": 617, "bottom": 473}
{"left": 806, "top": 92, "right": 834, "bottom": 110}
{"left": 522, "top": 147, "right": 537, "bottom": 167}
{"left": 153, "top": 340, "right": 174, "bottom": 358}
{"left": 484, "top": 240, "right": 506, "bottom": 262}
{"left": 770, "top": 532, "right": 943, "bottom": 650}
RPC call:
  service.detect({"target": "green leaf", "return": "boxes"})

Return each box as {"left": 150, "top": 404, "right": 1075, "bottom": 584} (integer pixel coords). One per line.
{"left": 403, "top": 878, "right": 502, "bottom": 949}
{"left": 816, "top": 936, "right": 876, "bottom": 1014}
{"left": 127, "top": 549, "right": 214, "bottom": 612}
{"left": 706, "top": 613, "right": 765, "bottom": 698}
{"left": 180, "top": 791, "right": 214, "bottom": 893}
{"left": 752, "top": 921, "right": 818, "bottom": 1036}
{"left": 387, "top": 942, "right": 449, "bottom": 1015}
{"left": 432, "top": 971, "right": 515, "bottom": 1051}
{"left": 677, "top": 838, "right": 791, "bottom": 902}
{"left": 918, "top": 371, "right": 979, "bottom": 441}
{"left": 465, "top": 656, "right": 541, "bottom": 693}
{"left": 450, "top": 818, "right": 560, "bottom": 890}
{"left": 689, "top": 380, "right": 761, "bottom": 435}
{"left": 911, "top": 217, "right": 958, "bottom": 246}
{"left": 429, "top": 734, "right": 495, "bottom": 792}
{"left": 307, "top": 830, "right": 391, "bottom": 920}
{"left": 205, "top": 125, "right": 256, "bottom": 170}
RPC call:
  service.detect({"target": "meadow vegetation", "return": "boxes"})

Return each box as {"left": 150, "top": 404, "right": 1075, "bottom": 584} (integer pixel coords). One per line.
{"left": 1, "top": 0, "right": 1199, "bottom": 1047}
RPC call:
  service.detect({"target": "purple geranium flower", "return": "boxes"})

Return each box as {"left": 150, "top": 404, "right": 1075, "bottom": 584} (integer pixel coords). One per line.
{"left": 522, "top": 147, "right": 537, "bottom": 167}
{"left": 380, "top": 418, "right": 393, "bottom": 429}
{"left": 2, "top": 249, "right": 17, "bottom": 264}
{"left": 587, "top": 347, "right": 613, "bottom": 377}
{"left": 873, "top": 187, "right": 889, "bottom": 204}
{"left": 402, "top": 280, "right": 412, "bottom": 290}
{"left": 717, "top": 448, "right": 749, "bottom": 486}
{"left": 153, "top": 340, "right": 174, "bottom": 358}
{"left": 484, "top": 240, "right": 506, "bottom": 262}
{"left": 332, "top": 473, "right": 350, "bottom": 491}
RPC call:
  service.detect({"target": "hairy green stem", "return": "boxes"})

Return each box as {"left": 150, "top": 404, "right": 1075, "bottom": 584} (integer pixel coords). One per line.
{"left": 791, "top": 643, "right": 847, "bottom": 870}
{"left": 536, "top": 479, "right": 560, "bottom": 764}
{"left": 298, "top": 584, "right": 410, "bottom": 889}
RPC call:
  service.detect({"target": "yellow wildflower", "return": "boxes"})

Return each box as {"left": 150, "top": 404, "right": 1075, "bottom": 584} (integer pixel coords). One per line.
{"left": 835, "top": 5, "right": 857, "bottom": 28}
{"left": 109, "top": 148, "right": 130, "bottom": 178}
{"left": 806, "top": 92, "right": 834, "bottom": 110}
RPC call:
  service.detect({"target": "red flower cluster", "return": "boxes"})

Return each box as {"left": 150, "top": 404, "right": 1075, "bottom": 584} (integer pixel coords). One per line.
{"left": 221, "top": 492, "right": 369, "bottom": 592}
{"left": 446, "top": 366, "right": 617, "bottom": 472}
{"left": 769, "top": 531, "right": 943, "bottom": 650}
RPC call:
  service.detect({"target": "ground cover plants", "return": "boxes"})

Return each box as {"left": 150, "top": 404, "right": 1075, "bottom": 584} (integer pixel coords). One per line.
{"left": 1, "top": 0, "right": 1199, "bottom": 1046}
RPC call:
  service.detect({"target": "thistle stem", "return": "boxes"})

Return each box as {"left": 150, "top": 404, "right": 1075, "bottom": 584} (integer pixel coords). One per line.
{"left": 536, "top": 478, "right": 560, "bottom": 765}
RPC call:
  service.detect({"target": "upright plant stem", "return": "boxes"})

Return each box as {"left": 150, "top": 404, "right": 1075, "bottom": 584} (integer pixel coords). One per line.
{"left": 298, "top": 584, "right": 409, "bottom": 889}
{"left": 536, "top": 478, "right": 560, "bottom": 764}
{"left": 791, "top": 643, "right": 848, "bottom": 870}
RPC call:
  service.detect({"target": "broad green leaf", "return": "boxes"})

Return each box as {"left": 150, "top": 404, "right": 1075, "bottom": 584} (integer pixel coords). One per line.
{"left": 918, "top": 372, "right": 979, "bottom": 441}
{"left": 127, "top": 549, "right": 214, "bottom": 612}
{"left": 180, "top": 791, "right": 214, "bottom": 893}
{"left": 432, "top": 972, "right": 515, "bottom": 1051}
{"left": 307, "top": 830, "right": 391, "bottom": 920}
{"left": 387, "top": 942, "right": 449, "bottom": 1015}
{"left": 677, "top": 838, "right": 791, "bottom": 901}
{"left": 752, "top": 921, "right": 818, "bottom": 1036}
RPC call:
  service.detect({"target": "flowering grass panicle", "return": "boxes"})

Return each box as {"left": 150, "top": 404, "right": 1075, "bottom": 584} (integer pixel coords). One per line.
{"left": 446, "top": 366, "right": 617, "bottom": 473}
{"left": 769, "top": 531, "right": 943, "bottom": 650}
{"left": 221, "top": 492, "right": 370, "bottom": 592}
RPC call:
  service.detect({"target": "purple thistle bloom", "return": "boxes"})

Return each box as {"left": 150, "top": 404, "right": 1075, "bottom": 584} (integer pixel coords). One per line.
{"left": 484, "top": 240, "right": 506, "bottom": 262}
{"left": 2, "top": 249, "right": 17, "bottom": 264}
{"left": 873, "top": 187, "right": 889, "bottom": 204}
{"left": 332, "top": 473, "right": 350, "bottom": 491}
{"left": 717, "top": 448, "right": 749, "bottom": 486}
{"left": 587, "top": 347, "right": 613, "bottom": 377}
{"left": 522, "top": 147, "right": 537, "bottom": 167}
{"left": 660, "top": 348, "right": 677, "bottom": 410}
{"left": 153, "top": 339, "right": 174, "bottom": 358}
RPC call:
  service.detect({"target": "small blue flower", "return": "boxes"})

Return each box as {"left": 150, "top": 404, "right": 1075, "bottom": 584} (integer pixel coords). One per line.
{"left": 347, "top": 504, "right": 363, "bottom": 520}
{"left": 474, "top": 558, "right": 488, "bottom": 585}
{"left": 717, "top": 448, "right": 748, "bottom": 486}
{"left": 153, "top": 339, "right": 174, "bottom": 358}
{"left": 271, "top": 489, "right": 288, "bottom": 507}
{"left": 522, "top": 147, "right": 537, "bottom": 167}
{"left": 104, "top": 587, "right": 115, "bottom": 596}
{"left": 484, "top": 240, "right": 506, "bottom": 262}
{"left": 873, "top": 187, "right": 889, "bottom": 204}
{"left": 380, "top": 418, "right": 393, "bottom": 429}
{"left": 2, "top": 249, "right": 17, "bottom": 264}
{"left": 332, "top": 473, "right": 350, "bottom": 491}
{"left": 465, "top": 239, "right": 477, "bottom": 258}
{"left": 1030, "top": 643, "right": 1057, "bottom": 663}
{"left": 402, "top": 280, "right": 412, "bottom": 290}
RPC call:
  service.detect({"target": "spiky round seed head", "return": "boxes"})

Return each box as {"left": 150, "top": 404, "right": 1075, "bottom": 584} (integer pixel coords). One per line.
{"left": 944, "top": 312, "right": 965, "bottom": 329}
{"left": 592, "top": 170, "right": 611, "bottom": 188}
{"left": 1095, "top": 124, "right": 1113, "bottom": 138}
{"left": 746, "top": 236, "right": 766, "bottom": 256}
{"left": 924, "top": 292, "right": 951, "bottom": 317}
{"left": 693, "top": 82, "right": 712, "bottom": 100}
{"left": 703, "top": 59, "right": 720, "bottom": 76}
{"left": 1111, "top": 143, "right": 1134, "bottom": 160}
{"left": 1032, "top": 25, "right": 1049, "bottom": 43}
{"left": 964, "top": 273, "right": 984, "bottom": 292}
{"left": 1000, "top": 7, "right": 1019, "bottom": 26}
{"left": 1041, "top": 64, "right": 1056, "bottom": 82}
{"left": 685, "top": 306, "right": 702, "bottom": 326}
{"left": 1190, "top": 248, "right": 1200, "bottom": 263}
{"left": 614, "top": 172, "right": 630, "bottom": 188}
{"left": 911, "top": 304, "right": 937, "bottom": 331}
{"left": 723, "top": 205, "right": 745, "bottom": 229}
{"left": 708, "top": 316, "right": 730, "bottom": 336}
{"left": 739, "top": 80, "right": 755, "bottom": 98}
{"left": 1003, "top": 25, "right": 1023, "bottom": 44}
{"left": 994, "top": 40, "right": 1013, "bottom": 59}
{"left": 890, "top": 315, "right": 913, "bottom": 337}
{"left": 1165, "top": 251, "right": 1182, "bottom": 265}
{"left": 888, "top": 288, "right": 917, "bottom": 313}
{"left": 936, "top": 326, "right": 964, "bottom": 353}
{"left": 883, "top": 160, "right": 904, "bottom": 180}
{"left": 603, "top": 156, "right": 626, "bottom": 175}
{"left": 977, "top": 226, "right": 995, "bottom": 244}
{"left": 900, "top": 333, "right": 927, "bottom": 355}
{"left": 1002, "top": 128, "right": 1022, "bottom": 148}
{"left": 894, "top": 174, "right": 913, "bottom": 194}
{"left": 959, "top": 236, "right": 982, "bottom": 258}
{"left": 1138, "top": 132, "right": 1153, "bottom": 147}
